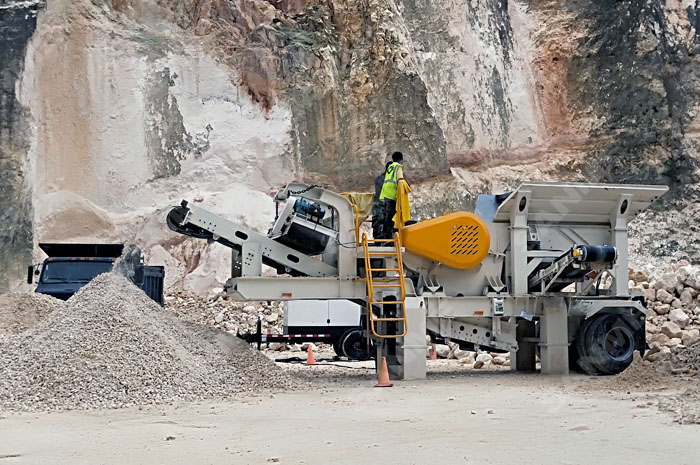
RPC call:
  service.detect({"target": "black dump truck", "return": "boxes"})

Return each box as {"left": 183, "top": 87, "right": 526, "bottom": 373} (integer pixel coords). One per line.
{"left": 28, "top": 243, "right": 165, "bottom": 305}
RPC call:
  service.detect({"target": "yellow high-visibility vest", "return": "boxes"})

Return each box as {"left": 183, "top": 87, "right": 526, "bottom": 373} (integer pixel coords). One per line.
{"left": 380, "top": 162, "right": 402, "bottom": 201}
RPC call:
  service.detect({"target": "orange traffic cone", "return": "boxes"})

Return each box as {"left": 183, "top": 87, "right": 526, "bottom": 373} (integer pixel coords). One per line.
{"left": 429, "top": 344, "right": 437, "bottom": 360}
{"left": 306, "top": 345, "right": 316, "bottom": 365}
{"left": 375, "top": 356, "right": 393, "bottom": 387}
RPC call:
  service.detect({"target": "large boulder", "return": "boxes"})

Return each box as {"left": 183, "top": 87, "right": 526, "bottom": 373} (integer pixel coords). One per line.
{"left": 655, "top": 289, "right": 674, "bottom": 304}
{"left": 677, "top": 266, "right": 700, "bottom": 287}
{"left": 645, "top": 348, "right": 671, "bottom": 362}
{"left": 669, "top": 308, "right": 691, "bottom": 328}
{"left": 652, "top": 273, "right": 679, "bottom": 293}
{"left": 454, "top": 349, "right": 475, "bottom": 362}
{"left": 661, "top": 321, "right": 683, "bottom": 339}
{"left": 643, "top": 288, "right": 656, "bottom": 301}
{"left": 655, "top": 303, "right": 671, "bottom": 315}
{"left": 680, "top": 288, "right": 694, "bottom": 306}
{"left": 682, "top": 329, "right": 700, "bottom": 347}
{"left": 435, "top": 344, "right": 451, "bottom": 358}
{"left": 647, "top": 332, "right": 671, "bottom": 347}
{"left": 644, "top": 342, "right": 671, "bottom": 362}
{"left": 629, "top": 269, "right": 649, "bottom": 283}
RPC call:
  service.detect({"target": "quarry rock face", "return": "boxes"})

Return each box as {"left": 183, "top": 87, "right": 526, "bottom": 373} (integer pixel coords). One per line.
{"left": 1, "top": 0, "right": 700, "bottom": 291}
{"left": 0, "top": 0, "right": 40, "bottom": 293}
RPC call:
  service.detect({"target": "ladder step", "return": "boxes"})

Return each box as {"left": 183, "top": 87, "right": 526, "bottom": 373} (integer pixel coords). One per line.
{"left": 361, "top": 232, "right": 407, "bottom": 339}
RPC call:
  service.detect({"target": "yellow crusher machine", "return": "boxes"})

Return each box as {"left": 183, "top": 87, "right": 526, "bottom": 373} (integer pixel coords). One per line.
{"left": 167, "top": 181, "right": 667, "bottom": 378}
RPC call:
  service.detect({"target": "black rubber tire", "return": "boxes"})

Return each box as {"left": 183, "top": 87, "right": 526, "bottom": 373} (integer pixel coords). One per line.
{"left": 574, "top": 313, "right": 645, "bottom": 375}
{"left": 332, "top": 340, "right": 344, "bottom": 358}
{"left": 569, "top": 343, "right": 583, "bottom": 373}
{"left": 340, "top": 329, "right": 373, "bottom": 360}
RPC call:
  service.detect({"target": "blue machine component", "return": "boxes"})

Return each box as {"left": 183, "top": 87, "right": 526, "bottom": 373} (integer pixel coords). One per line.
{"left": 294, "top": 198, "right": 326, "bottom": 220}
{"left": 474, "top": 192, "right": 511, "bottom": 222}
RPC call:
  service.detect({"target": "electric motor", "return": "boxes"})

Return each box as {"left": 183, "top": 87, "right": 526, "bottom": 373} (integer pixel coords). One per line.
{"left": 294, "top": 198, "right": 326, "bottom": 220}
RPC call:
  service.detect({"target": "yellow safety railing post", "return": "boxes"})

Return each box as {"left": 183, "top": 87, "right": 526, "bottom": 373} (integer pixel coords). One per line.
{"left": 352, "top": 205, "right": 360, "bottom": 246}
{"left": 361, "top": 232, "right": 408, "bottom": 339}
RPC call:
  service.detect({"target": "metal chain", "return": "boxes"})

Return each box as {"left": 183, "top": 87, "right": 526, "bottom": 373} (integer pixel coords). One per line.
{"left": 288, "top": 185, "right": 320, "bottom": 195}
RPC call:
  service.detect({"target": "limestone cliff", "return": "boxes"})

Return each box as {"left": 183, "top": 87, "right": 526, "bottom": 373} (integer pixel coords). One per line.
{"left": 0, "top": 0, "right": 699, "bottom": 292}
{"left": 0, "top": 0, "right": 40, "bottom": 292}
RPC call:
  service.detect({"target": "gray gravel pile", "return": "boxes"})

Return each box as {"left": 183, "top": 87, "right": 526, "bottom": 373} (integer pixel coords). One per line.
{"left": 0, "top": 273, "right": 295, "bottom": 412}
{"left": 0, "top": 292, "right": 64, "bottom": 335}
{"left": 671, "top": 340, "right": 700, "bottom": 373}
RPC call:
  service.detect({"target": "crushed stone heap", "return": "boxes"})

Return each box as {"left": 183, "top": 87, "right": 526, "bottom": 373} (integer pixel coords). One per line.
{"left": 671, "top": 340, "right": 700, "bottom": 373}
{"left": 0, "top": 273, "right": 294, "bottom": 412}
{"left": 0, "top": 291, "right": 64, "bottom": 335}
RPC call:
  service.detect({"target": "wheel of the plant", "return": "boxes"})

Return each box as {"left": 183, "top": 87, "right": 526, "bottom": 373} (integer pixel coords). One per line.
{"left": 332, "top": 340, "right": 344, "bottom": 358}
{"left": 340, "top": 329, "right": 372, "bottom": 360}
{"left": 575, "top": 313, "right": 645, "bottom": 375}
{"left": 569, "top": 343, "right": 586, "bottom": 373}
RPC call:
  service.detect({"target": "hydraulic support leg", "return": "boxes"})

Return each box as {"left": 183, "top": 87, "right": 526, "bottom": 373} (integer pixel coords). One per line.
{"left": 511, "top": 318, "right": 537, "bottom": 372}
{"left": 398, "top": 297, "right": 427, "bottom": 380}
{"left": 540, "top": 298, "right": 569, "bottom": 375}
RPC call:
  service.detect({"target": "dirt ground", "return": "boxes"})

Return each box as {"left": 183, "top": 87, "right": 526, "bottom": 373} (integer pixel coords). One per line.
{"left": 1, "top": 355, "right": 699, "bottom": 465}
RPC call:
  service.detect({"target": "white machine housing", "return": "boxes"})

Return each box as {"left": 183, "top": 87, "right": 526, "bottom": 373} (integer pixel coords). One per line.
{"left": 285, "top": 300, "right": 361, "bottom": 329}
{"left": 167, "top": 181, "right": 668, "bottom": 379}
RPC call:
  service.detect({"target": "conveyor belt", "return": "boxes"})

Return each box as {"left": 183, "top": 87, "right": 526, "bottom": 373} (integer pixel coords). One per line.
{"left": 166, "top": 201, "right": 338, "bottom": 277}
{"left": 528, "top": 245, "right": 617, "bottom": 293}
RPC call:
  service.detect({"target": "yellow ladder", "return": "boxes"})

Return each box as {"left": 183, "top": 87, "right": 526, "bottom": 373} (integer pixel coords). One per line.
{"left": 361, "top": 232, "right": 408, "bottom": 339}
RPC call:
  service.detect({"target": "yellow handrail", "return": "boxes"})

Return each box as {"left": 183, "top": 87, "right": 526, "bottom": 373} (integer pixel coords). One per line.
{"left": 395, "top": 231, "right": 407, "bottom": 303}
{"left": 352, "top": 205, "right": 360, "bottom": 246}
{"left": 361, "top": 232, "right": 408, "bottom": 339}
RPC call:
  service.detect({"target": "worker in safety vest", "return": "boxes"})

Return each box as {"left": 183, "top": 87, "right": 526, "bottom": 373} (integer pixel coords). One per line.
{"left": 378, "top": 151, "right": 406, "bottom": 239}
{"left": 372, "top": 161, "right": 393, "bottom": 239}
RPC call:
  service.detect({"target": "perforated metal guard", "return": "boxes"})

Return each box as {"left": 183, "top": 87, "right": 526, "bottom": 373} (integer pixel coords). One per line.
{"left": 401, "top": 211, "right": 490, "bottom": 269}
{"left": 450, "top": 225, "right": 480, "bottom": 256}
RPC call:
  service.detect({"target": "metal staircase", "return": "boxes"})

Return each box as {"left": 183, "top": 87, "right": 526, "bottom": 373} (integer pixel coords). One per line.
{"left": 361, "top": 232, "right": 408, "bottom": 339}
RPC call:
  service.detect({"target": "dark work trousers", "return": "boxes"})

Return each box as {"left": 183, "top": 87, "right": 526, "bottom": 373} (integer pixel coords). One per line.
{"left": 371, "top": 200, "right": 385, "bottom": 239}
{"left": 380, "top": 199, "right": 397, "bottom": 239}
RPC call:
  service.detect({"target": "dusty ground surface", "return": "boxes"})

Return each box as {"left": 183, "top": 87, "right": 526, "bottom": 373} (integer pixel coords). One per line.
{"left": 1, "top": 356, "right": 699, "bottom": 465}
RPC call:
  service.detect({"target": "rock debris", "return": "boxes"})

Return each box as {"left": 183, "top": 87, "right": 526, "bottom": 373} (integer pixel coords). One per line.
{"left": 0, "top": 273, "right": 295, "bottom": 412}
{"left": 0, "top": 291, "right": 64, "bottom": 335}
